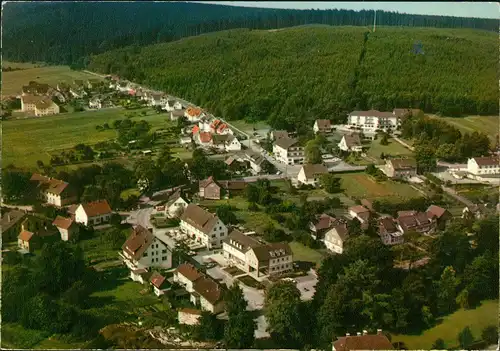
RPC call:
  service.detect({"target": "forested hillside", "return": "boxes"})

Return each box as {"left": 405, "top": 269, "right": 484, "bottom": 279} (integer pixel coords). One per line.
{"left": 88, "top": 26, "right": 498, "bottom": 129}
{"left": 2, "top": 2, "right": 497, "bottom": 67}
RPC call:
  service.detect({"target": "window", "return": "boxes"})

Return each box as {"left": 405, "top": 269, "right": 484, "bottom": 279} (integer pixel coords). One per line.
{"left": 143, "top": 252, "right": 148, "bottom": 257}
{"left": 162, "top": 249, "right": 167, "bottom": 254}
{"left": 152, "top": 251, "right": 155, "bottom": 256}
{"left": 162, "top": 256, "right": 167, "bottom": 261}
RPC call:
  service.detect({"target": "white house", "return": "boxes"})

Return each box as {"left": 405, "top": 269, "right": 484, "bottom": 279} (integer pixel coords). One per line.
{"left": 273, "top": 137, "right": 305, "bottom": 165}
{"left": 378, "top": 217, "right": 404, "bottom": 245}
{"left": 185, "top": 107, "right": 204, "bottom": 123}
{"left": 297, "top": 164, "right": 329, "bottom": 186}
{"left": 338, "top": 134, "right": 363, "bottom": 152}
{"left": 347, "top": 108, "right": 421, "bottom": 132}
{"left": 74, "top": 199, "right": 113, "bottom": 227}
{"left": 174, "top": 263, "right": 204, "bottom": 293}
{"left": 180, "top": 136, "right": 192, "bottom": 145}
{"left": 223, "top": 230, "right": 293, "bottom": 278}
{"left": 89, "top": 98, "right": 102, "bottom": 109}
{"left": 160, "top": 190, "right": 189, "bottom": 218}
{"left": 348, "top": 205, "right": 371, "bottom": 229}
{"left": 179, "top": 204, "right": 228, "bottom": 249}
{"left": 190, "top": 275, "right": 225, "bottom": 314}
{"left": 148, "top": 94, "right": 164, "bottom": 107}
{"left": 171, "top": 110, "right": 186, "bottom": 121}
{"left": 121, "top": 225, "right": 173, "bottom": 271}
{"left": 323, "top": 224, "right": 348, "bottom": 254}
{"left": 243, "top": 151, "right": 266, "bottom": 174}
{"left": 30, "top": 174, "right": 77, "bottom": 207}
{"left": 150, "top": 273, "right": 170, "bottom": 296}
{"left": 467, "top": 156, "right": 499, "bottom": 176}
{"left": 212, "top": 134, "right": 241, "bottom": 152}
{"left": 313, "top": 119, "right": 332, "bottom": 134}
{"left": 52, "top": 216, "right": 79, "bottom": 241}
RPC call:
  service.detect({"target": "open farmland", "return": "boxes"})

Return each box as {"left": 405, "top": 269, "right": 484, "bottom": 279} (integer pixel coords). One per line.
{"left": 1, "top": 65, "right": 102, "bottom": 98}
{"left": 2, "top": 61, "right": 44, "bottom": 69}
{"left": 3, "top": 108, "right": 173, "bottom": 169}
{"left": 428, "top": 115, "right": 499, "bottom": 142}
{"left": 338, "top": 173, "right": 422, "bottom": 201}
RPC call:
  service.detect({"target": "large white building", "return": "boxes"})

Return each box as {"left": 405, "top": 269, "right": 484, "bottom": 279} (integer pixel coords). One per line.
{"left": 179, "top": 204, "right": 228, "bottom": 249}
{"left": 467, "top": 156, "right": 499, "bottom": 176}
{"left": 273, "top": 137, "right": 305, "bottom": 165}
{"left": 223, "top": 230, "right": 293, "bottom": 278}
{"left": 121, "top": 225, "right": 173, "bottom": 272}
{"left": 21, "top": 95, "right": 60, "bottom": 117}
{"left": 347, "top": 108, "right": 421, "bottom": 132}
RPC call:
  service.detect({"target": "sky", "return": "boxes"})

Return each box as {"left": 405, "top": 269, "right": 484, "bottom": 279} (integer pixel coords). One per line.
{"left": 194, "top": 1, "right": 499, "bottom": 19}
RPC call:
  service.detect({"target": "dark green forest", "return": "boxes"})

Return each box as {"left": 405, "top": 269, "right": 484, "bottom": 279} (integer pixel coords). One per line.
{"left": 88, "top": 26, "right": 498, "bottom": 129}
{"left": 2, "top": 2, "right": 497, "bottom": 67}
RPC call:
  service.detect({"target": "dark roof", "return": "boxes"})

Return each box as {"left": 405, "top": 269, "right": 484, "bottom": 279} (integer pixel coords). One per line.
{"left": 165, "top": 189, "right": 185, "bottom": 207}
{"left": 223, "top": 230, "right": 261, "bottom": 252}
{"left": 192, "top": 276, "right": 224, "bottom": 305}
{"left": 472, "top": 156, "right": 499, "bottom": 166}
{"left": 180, "top": 204, "right": 220, "bottom": 234}
{"left": 81, "top": 200, "right": 112, "bottom": 217}
{"left": 219, "top": 180, "right": 247, "bottom": 191}
{"left": 342, "top": 134, "right": 362, "bottom": 148}
{"left": 272, "top": 130, "right": 289, "bottom": 139}
{"left": 333, "top": 334, "right": 394, "bottom": 351}
{"left": 171, "top": 109, "right": 186, "bottom": 116}
{"left": 52, "top": 216, "right": 75, "bottom": 230}
{"left": 1, "top": 209, "right": 26, "bottom": 233}
{"left": 122, "top": 225, "right": 154, "bottom": 261}
{"left": 301, "top": 164, "right": 329, "bottom": 179}
{"left": 326, "top": 224, "right": 349, "bottom": 241}
{"left": 389, "top": 158, "right": 417, "bottom": 169}
{"left": 349, "top": 110, "right": 395, "bottom": 118}
{"left": 379, "top": 217, "right": 398, "bottom": 234}
{"left": 150, "top": 272, "right": 168, "bottom": 289}
{"left": 176, "top": 263, "right": 203, "bottom": 282}
{"left": 315, "top": 119, "right": 331, "bottom": 129}
{"left": 397, "top": 211, "right": 431, "bottom": 230}
{"left": 427, "top": 205, "right": 448, "bottom": 219}
{"left": 30, "top": 174, "right": 69, "bottom": 195}
{"left": 251, "top": 242, "right": 292, "bottom": 262}
{"left": 311, "top": 213, "right": 338, "bottom": 231}
{"left": 274, "top": 137, "right": 299, "bottom": 149}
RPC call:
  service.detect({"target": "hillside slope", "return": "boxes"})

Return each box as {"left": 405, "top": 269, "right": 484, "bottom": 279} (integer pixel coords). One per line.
{"left": 88, "top": 26, "right": 498, "bottom": 129}
{"left": 2, "top": 2, "right": 497, "bottom": 67}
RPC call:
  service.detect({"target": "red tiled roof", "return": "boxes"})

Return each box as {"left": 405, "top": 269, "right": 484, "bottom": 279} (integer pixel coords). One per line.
{"left": 150, "top": 272, "right": 166, "bottom": 289}
{"left": 193, "top": 276, "right": 224, "bottom": 305}
{"left": 333, "top": 334, "right": 394, "bottom": 351}
{"left": 122, "top": 225, "right": 154, "bottom": 261}
{"left": 52, "top": 216, "right": 74, "bottom": 230}
{"left": 180, "top": 204, "right": 220, "bottom": 235}
{"left": 217, "top": 123, "right": 228, "bottom": 133}
{"left": 199, "top": 176, "right": 218, "bottom": 189}
{"left": 19, "top": 230, "right": 34, "bottom": 242}
{"left": 176, "top": 263, "right": 203, "bottom": 282}
{"left": 186, "top": 107, "right": 202, "bottom": 117}
{"left": 199, "top": 132, "right": 212, "bottom": 143}
{"left": 472, "top": 156, "right": 499, "bottom": 167}
{"left": 81, "top": 199, "right": 112, "bottom": 217}
{"left": 427, "top": 205, "right": 447, "bottom": 219}
{"left": 192, "top": 125, "right": 200, "bottom": 134}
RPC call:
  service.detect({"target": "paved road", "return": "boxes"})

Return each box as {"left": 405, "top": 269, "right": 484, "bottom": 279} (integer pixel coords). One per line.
{"left": 442, "top": 186, "right": 475, "bottom": 207}
{"left": 393, "top": 136, "right": 415, "bottom": 151}
{"left": 295, "top": 270, "right": 318, "bottom": 301}
{"left": 125, "top": 207, "right": 154, "bottom": 229}
{"left": 1, "top": 203, "right": 32, "bottom": 212}
{"left": 241, "top": 174, "right": 287, "bottom": 182}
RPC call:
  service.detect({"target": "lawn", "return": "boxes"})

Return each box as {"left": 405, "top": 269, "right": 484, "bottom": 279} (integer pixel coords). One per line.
{"left": 2, "top": 60, "right": 44, "bottom": 69}
{"left": 429, "top": 115, "right": 499, "bottom": 142}
{"left": 229, "top": 119, "right": 271, "bottom": 135}
{"left": 289, "top": 241, "right": 325, "bottom": 266}
{"left": 1, "top": 323, "right": 50, "bottom": 349}
{"left": 338, "top": 173, "right": 422, "bottom": 202}
{"left": 392, "top": 300, "right": 498, "bottom": 349}
{"left": 120, "top": 188, "right": 142, "bottom": 200}
{"left": 2, "top": 65, "right": 102, "bottom": 97}
{"left": 3, "top": 108, "right": 174, "bottom": 169}
{"left": 366, "top": 138, "right": 413, "bottom": 163}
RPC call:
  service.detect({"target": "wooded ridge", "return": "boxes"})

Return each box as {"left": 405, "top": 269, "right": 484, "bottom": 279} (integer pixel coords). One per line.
{"left": 87, "top": 26, "right": 498, "bottom": 130}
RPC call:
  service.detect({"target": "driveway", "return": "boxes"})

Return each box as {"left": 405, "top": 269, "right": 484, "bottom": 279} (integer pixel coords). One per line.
{"left": 125, "top": 207, "right": 154, "bottom": 229}
{"left": 294, "top": 270, "right": 318, "bottom": 301}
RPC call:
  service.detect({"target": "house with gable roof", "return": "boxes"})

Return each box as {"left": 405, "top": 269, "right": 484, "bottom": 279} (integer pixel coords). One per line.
{"left": 121, "top": 225, "right": 172, "bottom": 274}
{"left": 155, "top": 189, "right": 189, "bottom": 218}
{"left": 323, "top": 223, "right": 349, "bottom": 254}
{"left": 18, "top": 221, "right": 37, "bottom": 254}
{"left": 297, "top": 164, "right": 329, "bottom": 186}
{"left": 150, "top": 272, "right": 171, "bottom": 296}
{"left": 52, "top": 216, "right": 79, "bottom": 241}
{"left": 185, "top": 107, "right": 204, "bottom": 123}
{"left": 333, "top": 330, "right": 394, "bottom": 351}
{"left": 273, "top": 137, "right": 305, "bottom": 165}
{"left": 199, "top": 176, "right": 222, "bottom": 200}
{"left": 378, "top": 217, "right": 404, "bottom": 245}
{"left": 384, "top": 158, "right": 417, "bottom": 178}
{"left": 179, "top": 204, "right": 228, "bottom": 249}
{"left": 467, "top": 156, "right": 500, "bottom": 176}
{"left": 338, "top": 134, "right": 363, "bottom": 152}
{"left": 74, "top": 199, "right": 113, "bottom": 226}
{"left": 30, "top": 174, "right": 77, "bottom": 207}
{"left": 309, "top": 213, "right": 347, "bottom": 240}
{"left": 396, "top": 210, "right": 436, "bottom": 234}
{"left": 313, "top": 119, "right": 332, "bottom": 134}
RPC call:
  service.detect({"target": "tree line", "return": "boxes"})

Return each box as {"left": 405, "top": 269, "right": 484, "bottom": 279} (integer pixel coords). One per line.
{"left": 3, "top": 2, "right": 496, "bottom": 67}
{"left": 88, "top": 26, "right": 497, "bottom": 131}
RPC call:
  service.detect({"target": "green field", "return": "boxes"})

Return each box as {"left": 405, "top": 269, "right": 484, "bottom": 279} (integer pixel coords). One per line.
{"left": 338, "top": 172, "right": 422, "bottom": 201}
{"left": 2, "top": 65, "right": 102, "bottom": 97}
{"left": 3, "top": 108, "right": 174, "bottom": 169}
{"left": 289, "top": 241, "right": 325, "bottom": 266}
{"left": 229, "top": 120, "right": 271, "bottom": 135}
{"left": 429, "top": 115, "right": 499, "bottom": 141}
{"left": 2, "top": 61, "right": 45, "bottom": 69}
{"left": 392, "top": 300, "right": 498, "bottom": 349}
{"left": 366, "top": 138, "right": 413, "bottom": 164}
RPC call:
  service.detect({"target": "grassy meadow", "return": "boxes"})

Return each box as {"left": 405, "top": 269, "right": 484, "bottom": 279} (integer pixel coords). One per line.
{"left": 3, "top": 108, "right": 174, "bottom": 169}
{"left": 429, "top": 115, "right": 499, "bottom": 142}
{"left": 2, "top": 65, "right": 102, "bottom": 98}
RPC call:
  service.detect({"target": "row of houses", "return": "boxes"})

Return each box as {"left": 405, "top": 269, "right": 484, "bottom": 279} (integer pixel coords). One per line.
{"left": 308, "top": 204, "right": 452, "bottom": 254}
{"left": 191, "top": 118, "right": 242, "bottom": 151}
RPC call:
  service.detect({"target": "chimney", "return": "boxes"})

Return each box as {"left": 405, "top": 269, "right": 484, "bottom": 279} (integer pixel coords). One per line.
{"left": 377, "top": 329, "right": 383, "bottom": 335}
{"left": 363, "top": 330, "right": 368, "bottom": 336}
{"left": 357, "top": 332, "right": 361, "bottom": 336}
